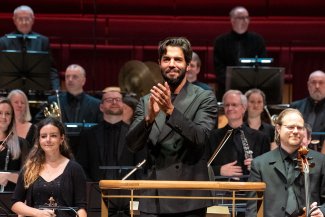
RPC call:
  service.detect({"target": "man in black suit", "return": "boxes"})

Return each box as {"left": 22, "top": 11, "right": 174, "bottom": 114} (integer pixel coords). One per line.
{"left": 38, "top": 64, "right": 102, "bottom": 123}
{"left": 208, "top": 90, "right": 270, "bottom": 179}
{"left": 213, "top": 6, "right": 266, "bottom": 100}
{"left": 126, "top": 37, "right": 218, "bottom": 217}
{"left": 246, "top": 108, "right": 325, "bottom": 217}
{"left": 77, "top": 86, "right": 140, "bottom": 217}
{"left": 0, "top": 5, "right": 60, "bottom": 90}
{"left": 290, "top": 70, "right": 325, "bottom": 152}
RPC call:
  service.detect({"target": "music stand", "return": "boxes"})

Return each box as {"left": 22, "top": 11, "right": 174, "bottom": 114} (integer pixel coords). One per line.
{"left": 0, "top": 50, "right": 51, "bottom": 91}
{"left": 0, "top": 191, "right": 14, "bottom": 216}
{"left": 226, "top": 66, "right": 285, "bottom": 104}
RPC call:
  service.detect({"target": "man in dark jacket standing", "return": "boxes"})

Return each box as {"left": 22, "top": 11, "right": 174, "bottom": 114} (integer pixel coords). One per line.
{"left": 126, "top": 37, "right": 218, "bottom": 217}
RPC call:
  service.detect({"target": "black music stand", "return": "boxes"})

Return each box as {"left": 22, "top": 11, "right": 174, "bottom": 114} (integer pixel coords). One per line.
{"left": 226, "top": 66, "right": 285, "bottom": 104}
{"left": 0, "top": 50, "right": 51, "bottom": 91}
{"left": 0, "top": 191, "right": 15, "bottom": 216}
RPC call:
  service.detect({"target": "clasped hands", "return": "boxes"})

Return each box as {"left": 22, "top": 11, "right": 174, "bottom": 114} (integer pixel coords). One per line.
{"left": 145, "top": 82, "right": 174, "bottom": 123}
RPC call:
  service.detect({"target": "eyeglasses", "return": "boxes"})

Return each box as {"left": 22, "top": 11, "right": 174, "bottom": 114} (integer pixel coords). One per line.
{"left": 15, "top": 17, "right": 33, "bottom": 23}
{"left": 103, "top": 98, "right": 122, "bottom": 104}
{"left": 282, "top": 125, "right": 304, "bottom": 132}
{"left": 224, "top": 103, "right": 242, "bottom": 108}
{"left": 234, "top": 16, "right": 250, "bottom": 21}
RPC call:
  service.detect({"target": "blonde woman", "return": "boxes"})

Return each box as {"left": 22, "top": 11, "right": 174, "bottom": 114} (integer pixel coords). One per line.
{"left": 8, "top": 89, "right": 35, "bottom": 148}
{"left": 12, "top": 117, "right": 87, "bottom": 217}
{"left": 0, "top": 98, "right": 29, "bottom": 191}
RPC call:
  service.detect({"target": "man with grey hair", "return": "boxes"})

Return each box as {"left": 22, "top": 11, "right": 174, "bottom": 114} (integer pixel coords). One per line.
{"left": 0, "top": 5, "right": 60, "bottom": 90}
{"left": 213, "top": 6, "right": 266, "bottom": 100}
{"left": 208, "top": 89, "right": 269, "bottom": 179}
{"left": 290, "top": 70, "right": 325, "bottom": 152}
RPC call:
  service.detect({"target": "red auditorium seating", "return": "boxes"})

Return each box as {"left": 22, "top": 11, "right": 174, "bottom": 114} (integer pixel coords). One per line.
{"left": 1, "top": 0, "right": 325, "bottom": 100}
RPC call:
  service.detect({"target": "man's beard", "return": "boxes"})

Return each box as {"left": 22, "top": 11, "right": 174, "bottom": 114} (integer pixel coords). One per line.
{"left": 107, "top": 108, "right": 123, "bottom": 116}
{"left": 162, "top": 68, "right": 186, "bottom": 90}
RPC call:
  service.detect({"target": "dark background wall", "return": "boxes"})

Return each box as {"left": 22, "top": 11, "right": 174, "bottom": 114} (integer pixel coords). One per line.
{"left": 1, "top": 0, "right": 325, "bottom": 101}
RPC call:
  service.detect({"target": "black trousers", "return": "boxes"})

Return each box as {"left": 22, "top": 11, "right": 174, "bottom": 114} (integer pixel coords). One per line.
{"left": 139, "top": 207, "right": 207, "bottom": 217}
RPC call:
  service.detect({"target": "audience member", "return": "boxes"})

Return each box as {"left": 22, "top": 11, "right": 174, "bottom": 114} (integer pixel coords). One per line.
{"left": 0, "top": 5, "right": 60, "bottom": 90}
{"left": 0, "top": 98, "right": 29, "bottom": 191}
{"left": 77, "top": 87, "right": 141, "bottom": 217}
{"left": 36, "top": 64, "right": 102, "bottom": 123}
{"left": 126, "top": 37, "right": 218, "bottom": 216}
{"left": 8, "top": 89, "right": 35, "bottom": 149}
{"left": 122, "top": 93, "right": 139, "bottom": 124}
{"left": 244, "top": 88, "right": 276, "bottom": 150}
{"left": 290, "top": 70, "right": 325, "bottom": 153}
{"left": 213, "top": 6, "right": 266, "bottom": 99}
{"left": 208, "top": 90, "right": 269, "bottom": 179}
{"left": 246, "top": 108, "right": 325, "bottom": 217}
{"left": 186, "top": 52, "right": 211, "bottom": 90}
{"left": 11, "top": 117, "right": 87, "bottom": 217}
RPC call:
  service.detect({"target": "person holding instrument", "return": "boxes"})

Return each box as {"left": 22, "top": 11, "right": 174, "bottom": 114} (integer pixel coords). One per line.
{"left": 0, "top": 5, "right": 60, "bottom": 90}
{"left": 0, "top": 98, "right": 29, "bottom": 192}
{"left": 245, "top": 108, "right": 325, "bottom": 217}
{"left": 11, "top": 117, "right": 87, "bottom": 217}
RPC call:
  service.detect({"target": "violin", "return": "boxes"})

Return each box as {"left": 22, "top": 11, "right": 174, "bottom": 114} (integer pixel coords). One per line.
{"left": 296, "top": 145, "right": 315, "bottom": 217}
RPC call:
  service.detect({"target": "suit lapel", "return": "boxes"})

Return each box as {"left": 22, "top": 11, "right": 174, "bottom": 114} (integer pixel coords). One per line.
{"left": 271, "top": 149, "right": 287, "bottom": 183}
{"left": 156, "top": 83, "right": 197, "bottom": 143}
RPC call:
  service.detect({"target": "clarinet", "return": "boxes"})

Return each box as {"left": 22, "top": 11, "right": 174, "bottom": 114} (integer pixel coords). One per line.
{"left": 240, "top": 130, "right": 253, "bottom": 159}
{"left": 0, "top": 131, "right": 13, "bottom": 192}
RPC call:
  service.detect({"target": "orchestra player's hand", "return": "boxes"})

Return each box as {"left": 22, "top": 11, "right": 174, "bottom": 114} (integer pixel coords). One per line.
{"left": 244, "top": 158, "right": 253, "bottom": 171}
{"left": 35, "top": 208, "right": 56, "bottom": 217}
{"left": 146, "top": 94, "right": 160, "bottom": 124}
{"left": 299, "top": 202, "right": 324, "bottom": 217}
{"left": 150, "top": 82, "right": 174, "bottom": 115}
{"left": 0, "top": 174, "right": 8, "bottom": 186}
{"left": 220, "top": 161, "right": 243, "bottom": 177}
{"left": 309, "top": 202, "right": 323, "bottom": 217}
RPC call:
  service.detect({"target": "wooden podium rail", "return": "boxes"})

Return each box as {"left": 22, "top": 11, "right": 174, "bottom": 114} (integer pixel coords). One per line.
{"left": 99, "top": 180, "right": 265, "bottom": 217}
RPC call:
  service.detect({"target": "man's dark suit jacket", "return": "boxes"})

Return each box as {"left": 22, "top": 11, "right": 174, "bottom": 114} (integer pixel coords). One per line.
{"left": 47, "top": 92, "right": 102, "bottom": 123}
{"left": 245, "top": 147, "right": 325, "bottom": 217}
{"left": 291, "top": 97, "right": 325, "bottom": 146}
{"left": 0, "top": 30, "right": 60, "bottom": 90}
{"left": 77, "top": 121, "right": 139, "bottom": 181}
{"left": 208, "top": 124, "right": 270, "bottom": 177}
{"left": 126, "top": 82, "right": 218, "bottom": 214}
{"left": 76, "top": 121, "right": 143, "bottom": 217}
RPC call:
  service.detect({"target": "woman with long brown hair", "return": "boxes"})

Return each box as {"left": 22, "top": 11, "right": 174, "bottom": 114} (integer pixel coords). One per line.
{"left": 12, "top": 117, "right": 87, "bottom": 217}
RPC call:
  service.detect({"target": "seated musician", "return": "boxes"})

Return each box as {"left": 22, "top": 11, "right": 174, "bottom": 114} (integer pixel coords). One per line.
{"left": 76, "top": 87, "right": 143, "bottom": 217}
{"left": 246, "top": 108, "right": 325, "bottom": 217}
{"left": 35, "top": 64, "right": 102, "bottom": 124}
{"left": 290, "top": 70, "right": 325, "bottom": 153}
{"left": 11, "top": 117, "right": 87, "bottom": 217}
{"left": 208, "top": 90, "right": 270, "bottom": 180}
{"left": 0, "top": 98, "right": 29, "bottom": 192}
{"left": 8, "top": 89, "right": 36, "bottom": 149}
